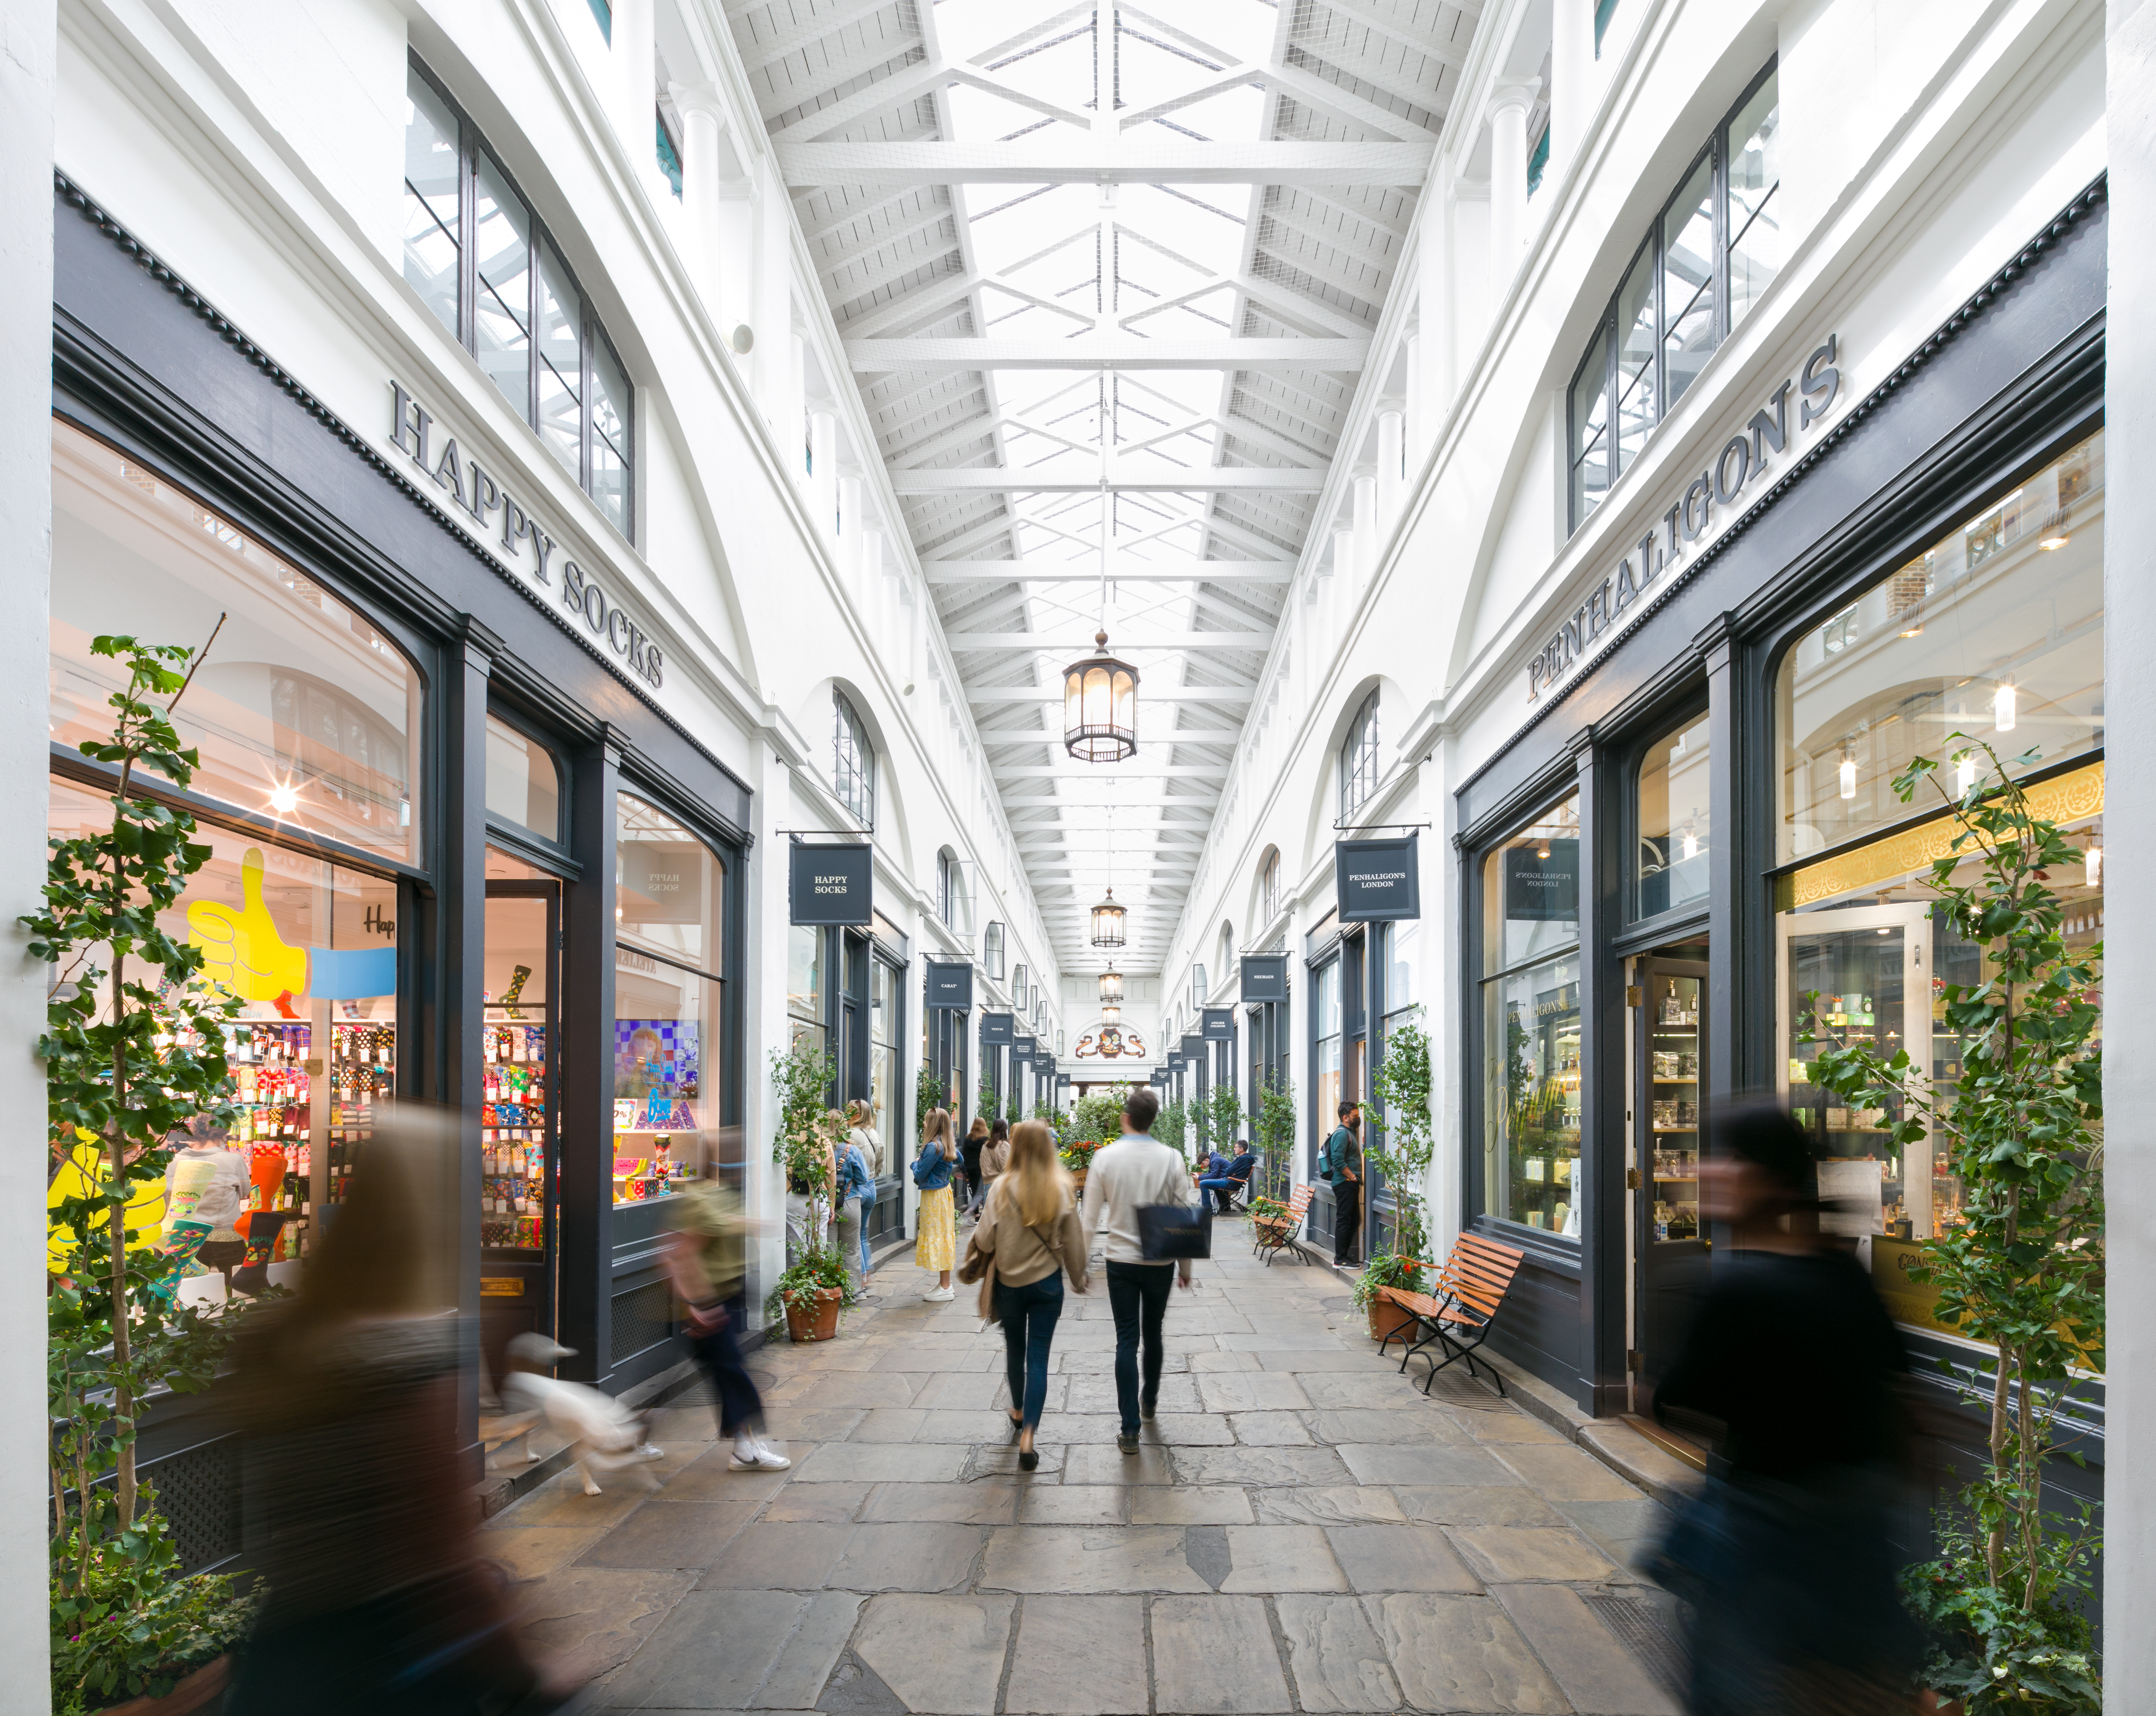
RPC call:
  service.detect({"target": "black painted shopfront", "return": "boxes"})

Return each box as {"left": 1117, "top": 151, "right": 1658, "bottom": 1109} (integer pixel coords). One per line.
{"left": 50, "top": 177, "right": 753, "bottom": 1572}
{"left": 1453, "top": 179, "right": 2108, "bottom": 1529}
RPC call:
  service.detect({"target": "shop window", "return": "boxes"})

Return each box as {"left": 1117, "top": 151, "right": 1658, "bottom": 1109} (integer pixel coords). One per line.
{"left": 1636, "top": 713, "right": 1710, "bottom": 918}
{"left": 614, "top": 793, "right": 724, "bottom": 1205}
{"left": 1479, "top": 793, "right": 1583, "bottom": 1237}
{"left": 834, "top": 692, "right": 876, "bottom": 827}
{"left": 871, "top": 955, "right": 899, "bottom": 1155}
{"left": 404, "top": 59, "right": 634, "bottom": 539}
{"left": 1311, "top": 958, "right": 1342, "bottom": 1175}
{"left": 485, "top": 714, "right": 562, "bottom": 843}
{"left": 983, "top": 922, "right": 1006, "bottom": 982}
{"left": 1568, "top": 63, "right": 1779, "bottom": 532}
{"left": 1776, "top": 430, "right": 2104, "bottom": 862}
{"left": 1339, "top": 690, "right": 1380, "bottom": 823}
{"left": 50, "top": 421, "right": 422, "bottom": 865}
{"left": 788, "top": 925, "right": 827, "bottom": 1056}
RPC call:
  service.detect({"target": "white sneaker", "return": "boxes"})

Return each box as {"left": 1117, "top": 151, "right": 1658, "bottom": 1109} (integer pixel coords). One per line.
{"left": 729, "top": 1441, "right": 791, "bottom": 1472}
{"left": 923, "top": 1285, "right": 955, "bottom": 1303}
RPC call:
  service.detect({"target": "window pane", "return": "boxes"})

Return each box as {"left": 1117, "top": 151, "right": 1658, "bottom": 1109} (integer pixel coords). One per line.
{"left": 591, "top": 337, "right": 631, "bottom": 535}
{"left": 616, "top": 793, "right": 723, "bottom": 976}
{"left": 1481, "top": 792, "right": 1580, "bottom": 973}
{"left": 537, "top": 245, "right": 582, "bottom": 480}
{"left": 1726, "top": 74, "right": 1782, "bottom": 328}
{"left": 1613, "top": 245, "right": 1657, "bottom": 478}
{"left": 51, "top": 422, "right": 422, "bottom": 861}
{"left": 1484, "top": 953, "right": 1581, "bottom": 1234}
{"left": 1636, "top": 714, "right": 1710, "bottom": 917}
{"left": 1775, "top": 430, "right": 2105, "bottom": 860}
{"left": 613, "top": 955, "right": 716, "bottom": 1204}
{"left": 485, "top": 714, "right": 560, "bottom": 840}
{"left": 788, "top": 925, "right": 826, "bottom": 1047}
{"left": 657, "top": 110, "right": 683, "bottom": 199}
{"left": 1569, "top": 326, "right": 1610, "bottom": 525}
{"left": 472, "top": 154, "right": 533, "bottom": 417}
{"left": 1660, "top": 154, "right": 1716, "bottom": 408}
{"left": 403, "top": 73, "right": 461, "bottom": 337}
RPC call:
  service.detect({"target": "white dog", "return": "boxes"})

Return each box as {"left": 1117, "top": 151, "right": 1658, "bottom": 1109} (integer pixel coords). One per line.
{"left": 500, "top": 1333, "right": 666, "bottom": 1496}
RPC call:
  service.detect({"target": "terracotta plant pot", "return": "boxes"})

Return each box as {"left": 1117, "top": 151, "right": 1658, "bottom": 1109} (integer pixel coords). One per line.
{"left": 100, "top": 1654, "right": 230, "bottom": 1716}
{"left": 1367, "top": 1293, "right": 1416, "bottom": 1344}
{"left": 784, "top": 1285, "right": 843, "bottom": 1342}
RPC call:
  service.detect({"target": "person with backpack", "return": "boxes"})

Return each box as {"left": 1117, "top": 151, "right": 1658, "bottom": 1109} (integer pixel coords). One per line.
{"left": 1319, "top": 1100, "right": 1364, "bottom": 1268}
{"left": 912, "top": 1106, "right": 960, "bottom": 1302}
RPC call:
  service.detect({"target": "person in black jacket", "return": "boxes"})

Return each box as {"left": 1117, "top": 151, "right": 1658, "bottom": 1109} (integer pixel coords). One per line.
{"left": 1652, "top": 1100, "right": 1918, "bottom": 1716}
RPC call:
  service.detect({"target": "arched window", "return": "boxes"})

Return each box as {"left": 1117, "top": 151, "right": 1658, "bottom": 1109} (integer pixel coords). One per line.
{"left": 1340, "top": 689, "right": 1380, "bottom": 823}
{"left": 1192, "top": 965, "right": 1207, "bottom": 1008}
{"left": 983, "top": 922, "right": 1006, "bottom": 981}
{"left": 1217, "top": 923, "right": 1235, "bottom": 983}
{"left": 937, "top": 850, "right": 957, "bottom": 925}
{"left": 834, "top": 692, "right": 875, "bottom": 827}
{"left": 1261, "top": 849, "right": 1281, "bottom": 924}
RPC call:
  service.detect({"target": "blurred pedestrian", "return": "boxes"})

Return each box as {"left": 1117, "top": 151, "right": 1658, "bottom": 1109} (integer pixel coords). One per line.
{"left": 661, "top": 1163, "right": 791, "bottom": 1472}
{"left": 970, "top": 1116, "right": 1010, "bottom": 1218}
{"left": 1081, "top": 1087, "right": 1194, "bottom": 1453}
{"left": 967, "top": 1119, "right": 1088, "bottom": 1471}
{"left": 1652, "top": 1100, "right": 1917, "bottom": 1716}
{"left": 961, "top": 1115, "right": 990, "bottom": 1219}
{"left": 224, "top": 1114, "right": 576, "bottom": 1715}
{"left": 914, "top": 1107, "right": 959, "bottom": 1302}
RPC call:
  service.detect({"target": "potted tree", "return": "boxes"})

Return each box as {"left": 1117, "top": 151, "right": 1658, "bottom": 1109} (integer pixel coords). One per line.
{"left": 767, "top": 1039, "right": 856, "bottom": 1341}
{"left": 37, "top": 634, "right": 260, "bottom": 1713}
{"left": 1805, "top": 739, "right": 2103, "bottom": 1714}
{"left": 1350, "top": 1252, "right": 1427, "bottom": 1342}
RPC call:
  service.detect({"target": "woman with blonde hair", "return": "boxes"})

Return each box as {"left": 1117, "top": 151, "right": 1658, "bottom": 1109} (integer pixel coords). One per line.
{"left": 969, "top": 1119, "right": 1088, "bottom": 1469}
{"left": 914, "top": 1106, "right": 960, "bottom": 1302}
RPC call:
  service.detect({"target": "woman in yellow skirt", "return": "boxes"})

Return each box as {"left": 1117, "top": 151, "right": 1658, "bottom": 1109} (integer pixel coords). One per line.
{"left": 914, "top": 1106, "right": 959, "bottom": 1302}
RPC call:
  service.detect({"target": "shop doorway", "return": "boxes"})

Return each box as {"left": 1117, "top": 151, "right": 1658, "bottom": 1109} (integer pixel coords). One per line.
{"left": 480, "top": 866, "right": 561, "bottom": 1382}
{"left": 1630, "top": 947, "right": 1707, "bottom": 1409}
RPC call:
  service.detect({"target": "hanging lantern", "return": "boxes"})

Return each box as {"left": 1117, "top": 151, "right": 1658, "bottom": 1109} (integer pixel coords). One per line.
{"left": 1100, "top": 1004, "right": 1122, "bottom": 1025}
{"left": 1063, "top": 630, "right": 1140, "bottom": 762}
{"left": 1098, "top": 966, "right": 1124, "bottom": 1005}
{"left": 1090, "top": 889, "right": 1127, "bottom": 948}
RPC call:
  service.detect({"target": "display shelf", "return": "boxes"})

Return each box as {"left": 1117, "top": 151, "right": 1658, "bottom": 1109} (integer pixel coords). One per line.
{"left": 481, "top": 1020, "right": 547, "bottom": 1253}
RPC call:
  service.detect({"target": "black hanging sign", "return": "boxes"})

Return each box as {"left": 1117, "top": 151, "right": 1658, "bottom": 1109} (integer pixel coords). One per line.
{"left": 980, "top": 1011, "right": 1014, "bottom": 1045}
{"left": 1503, "top": 839, "right": 1580, "bottom": 922}
{"left": 1201, "top": 1009, "right": 1234, "bottom": 1041}
{"left": 1012, "top": 1034, "right": 1037, "bottom": 1062}
{"left": 1239, "top": 956, "right": 1288, "bottom": 1004}
{"left": 1180, "top": 1033, "right": 1205, "bottom": 1061}
{"left": 925, "top": 960, "right": 974, "bottom": 1010}
{"left": 1150, "top": 1067, "right": 1168, "bottom": 1085}
{"left": 788, "top": 840, "right": 873, "bottom": 926}
{"left": 1336, "top": 834, "right": 1421, "bottom": 922}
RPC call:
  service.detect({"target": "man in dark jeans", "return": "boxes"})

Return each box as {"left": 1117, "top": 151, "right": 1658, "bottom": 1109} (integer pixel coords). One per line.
{"left": 1325, "top": 1101, "right": 1364, "bottom": 1268}
{"left": 1079, "top": 1087, "right": 1195, "bottom": 1452}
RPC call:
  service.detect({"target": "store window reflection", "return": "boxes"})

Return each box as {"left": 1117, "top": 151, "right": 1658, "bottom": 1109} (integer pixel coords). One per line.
{"left": 613, "top": 794, "right": 724, "bottom": 1205}
{"left": 50, "top": 420, "right": 422, "bottom": 864}
{"left": 484, "top": 715, "right": 561, "bottom": 842}
{"left": 1637, "top": 713, "right": 1710, "bottom": 917}
{"left": 789, "top": 927, "right": 828, "bottom": 1056}
{"left": 1312, "top": 959, "right": 1341, "bottom": 1176}
{"left": 1777, "top": 431, "right": 2103, "bottom": 860}
{"left": 1481, "top": 794, "right": 1583, "bottom": 1237}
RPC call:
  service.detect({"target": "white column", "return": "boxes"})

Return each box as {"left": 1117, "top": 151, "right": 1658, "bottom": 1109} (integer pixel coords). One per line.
{"left": 1403, "top": 336, "right": 1423, "bottom": 468}
{"left": 1549, "top": 0, "right": 1594, "bottom": 189}
{"left": 671, "top": 84, "right": 748, "bottom": 302}
{"left": 1418, "top": 206, "right": 1450, "bottom": 453}
{"left": 1415, "top": 752, "right": 1459, "bottom": 1263}
{"left": 836, "top": 473, "right": 863, "bottom": 571}
{"left": 1486, "top": 79, "right": 1540, "bottom": 304}
{"left": 609, "top": 0, "right": 657, "bottom": 184}
{"left": 809, "top": 411, "right": 837, "bottom": 534}
{"left": 1330, "top": 525, "right": 1354, "bottom": 638}
{"left": 753, "top": 161, "right": 794, "bottom": 427}
{"left": 0, "top": 0, "right": 54, "bottom": 1686}
{"left": 1352, "top": 469, "right": 1378, "bottom": 590}
{"left": 715, "top": 187, "right": 755, "bottom": 341}
{"left": 2106, "top": 7, "right": 2156, "bottom": 1701}
{"left": 1377, "top": 408, "right": 1405, "bottom": 526}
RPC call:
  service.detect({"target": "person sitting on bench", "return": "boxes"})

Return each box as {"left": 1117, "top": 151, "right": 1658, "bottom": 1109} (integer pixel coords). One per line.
{"left": 1197, "top": 1147, "right": 1257, "bottom": 1214}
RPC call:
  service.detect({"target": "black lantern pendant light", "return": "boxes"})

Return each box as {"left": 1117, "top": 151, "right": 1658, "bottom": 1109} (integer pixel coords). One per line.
{"left": 1098, "top": 965, "right": 1124, "bottom": 1005}
{"left": 1063, "top": 630, "right": 1140, "bottom": 762}
{"left": 1090, "top": 889, "right": 1126, "bottom": 948}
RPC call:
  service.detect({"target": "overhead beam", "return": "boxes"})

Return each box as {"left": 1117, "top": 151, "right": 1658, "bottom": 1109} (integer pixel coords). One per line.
{"left": 851, "top": 337, "right": 1369, "bottom": 372}
{"left": 778, "top": 139, "right": 1431, "bottom": 186}
{"left": 992, "top": 766, "right": 1227, "bottom": 778}
{"left": 928, "top": 560, "right": 1290, "bottom": 581}
{"left": 892, "top": 467, "right": 1327, "bottom": 493}
{"left": 965, "top": 687, "right": 1252, "bottom": 702}
{"left": 945, "top": 633, "right": 1272, "bottom": 649}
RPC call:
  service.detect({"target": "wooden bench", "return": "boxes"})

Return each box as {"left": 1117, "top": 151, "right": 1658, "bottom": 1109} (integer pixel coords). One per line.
{"left": 1193, "top": 1165, "right": 1252, "bottom": 1215}
{"left": 1250, "top": 1185, "right": 1314, "bottom": 1266}
{"left": 1376, "top": 1233, "right": 1527, "bottom": 1396}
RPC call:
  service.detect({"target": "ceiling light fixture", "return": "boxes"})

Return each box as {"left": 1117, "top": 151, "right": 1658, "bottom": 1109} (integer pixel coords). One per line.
{"left": 1091, "top": 889, "right": 1127, "bottom": 948}
{"left": 1994, "top": 680, "right": 2018, "bottom": 732}
{"left": 1099, "top": 966, "right": 1123, "bottom": 1005}
{"left": 268, "top": 783, "right": 300, "bottom": 814}
{"left": 1064, "top": 630, "right": 1140, "bottom": 762}
{"left": 1839, "top": 749, "right": 1858, "bottom": 800}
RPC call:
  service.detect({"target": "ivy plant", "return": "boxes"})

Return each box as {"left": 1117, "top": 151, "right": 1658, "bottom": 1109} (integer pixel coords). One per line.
{"left": 1801, "top": 739, "right": 2102, "bottom": 1714}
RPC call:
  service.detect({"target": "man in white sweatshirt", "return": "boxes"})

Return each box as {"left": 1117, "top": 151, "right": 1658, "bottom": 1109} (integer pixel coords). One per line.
{"left": 1080, "top": 1087, "right": 1195, "bottom": 1452}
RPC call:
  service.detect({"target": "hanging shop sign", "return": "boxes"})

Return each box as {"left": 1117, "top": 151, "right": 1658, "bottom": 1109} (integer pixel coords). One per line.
{"left": 388, "top": 380, "right": 665, "bottom": 689}
{"left": 788, "top": 841, "right": 872, "bottom": 926}
{"left": 1150, "top": 1067, "right": 1168, "bottom": 1085}
{"left": 925, "top": 960, "right": 974, "bottom": 1009}
{"left": 1336, "top": 834, "right": 1421, "bottom": 922}
{"left": 1504, "top": 840, "right": 1580, "bottom": 921}
{"left": 1201, "top": 1009, "right": 1235, "bottom": 1040}
{"left": 980, "top": 1011, "right": 1014, "bottom": 1045}
{"left": 1056, "top": 1074, "right": 1071, "bottom": 1090}
{"left": 1527, "top": 336, "right": 1843, "bottom": 703}
{"left": 1012, "top": 1035, "right": 1036, "bottom": 1063}
{"left": 1181, "top": 1033, "right": 1205, "bottom": 1062}
{"left": 1239, "top": 957, "right": 1288, "bottom": 1004}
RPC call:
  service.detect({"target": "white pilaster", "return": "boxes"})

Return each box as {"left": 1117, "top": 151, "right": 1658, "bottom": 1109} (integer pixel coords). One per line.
{"left": 1486, "top": 79, "right": 1540, "bottom": 306}
{"left": 836, "top": 473, "right": 863, "bottom": 574}
{"left": 1377, "top": 408, "right": 1405, "bottom": 527}
{"left": 1419, "top": 203, "right": 1451, "bottom": 452}
{"left": 1549, "top": 0, "right": 1593, "bottom": 190}
{"left": 1352, "top": 469, "right": 1378, "bottom": 591}
{"left": 609, "top": 0, "right": 657, "bottom": 189}
{"left": 809, "top": 410, "right": 837, "bottom": 533}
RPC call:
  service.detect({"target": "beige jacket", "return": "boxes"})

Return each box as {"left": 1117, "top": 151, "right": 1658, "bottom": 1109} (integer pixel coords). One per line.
{"left": 981, "top": 1138, "right": 1011, "bottom": 1179}
{"left": 971, "top": 1178, "right": 1088, "bottom": 1292}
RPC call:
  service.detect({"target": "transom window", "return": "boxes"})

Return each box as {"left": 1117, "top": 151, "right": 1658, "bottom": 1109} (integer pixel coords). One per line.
{"left": 1340, "top": 691, "right": 1380, "bottom": 823}
{"left": 1568, "top": 64, "right": 1779, "bottom": 532}
{"left": 834, "top": 692, "right": 875, "bottom": 827}
{"left": 404, "top": 59, "right": 634, "bottom": 539}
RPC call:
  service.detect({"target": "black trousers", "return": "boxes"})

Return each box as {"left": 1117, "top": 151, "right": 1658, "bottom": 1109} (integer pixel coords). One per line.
{"left": 1333, "top": 1182, "right": 1362, "bottom": 1265}
{"left": 1105, "top": 1260, "right": 1174, "bottom": 1433}
{"left": 685, "top": 1303, "right": 765, "bottom": 1437}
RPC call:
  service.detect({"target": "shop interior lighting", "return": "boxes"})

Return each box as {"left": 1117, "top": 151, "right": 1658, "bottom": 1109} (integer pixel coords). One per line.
{"left": 1955, "top": 753, "right": 1977, "bottom": 796}
{"left": 2038, "top": 508, "right": 2071, "bottom": 550}
{"left": 2086, "top": 842, "right": 2103, "bottom": 888}
{"left": 1994, "top": 681, "right": 2018, "bottom": 731}
{"left": 1839, "top": 750, "right": 1858, "bottom": 799}
{"left": 268, "top": 783, "right": 300, "bottom": 814}
{"left": 1680, "top": 825, "right": 1699, "bottom": 862}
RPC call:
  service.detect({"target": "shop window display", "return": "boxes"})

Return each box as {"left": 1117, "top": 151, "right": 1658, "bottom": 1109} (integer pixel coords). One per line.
{"left": 50, "top": 420, "right": 423, "bottom": 865}
{"left": 1481, "top": 794, "right": 1583, "bottom": 1235}
{"left": 614, "top": 795, "right": 724, "bottom": 1204}
{"left": 483, "top": 878, "right": 553, "bottom": 1253}
{"left": 789, "top": 926, "right": 827, "bottom": 1057}
{"left": 1637, "top": 713, "right": 1710, "bottom": 918}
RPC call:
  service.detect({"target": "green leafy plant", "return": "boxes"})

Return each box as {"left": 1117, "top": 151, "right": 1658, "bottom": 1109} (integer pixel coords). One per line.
{"left": 1155, "top": 1096, "right": 1189, "bottom": 1161}
{"left": 976, "top": 1082, "right": 999, "bottom": 1123}
{"left": 1007, "top": 1091, "right": 1023, "bottom": 1124}
{"left": 915, "top": 1061, "right": 946, "bottom": 1139}
{"left": 1065, "top": 1085, "right": 1128, "bottom": 1152}
{"left": 1349, "top": 1249, "right": 1426, "bottom": 1312}
{"left": 1369, "top": 1014, "right": 1435, "bottom": 1263}
{"left": 1204, "top": 1080, "right": 1244, "bottom": 1158}
{"left": 1248, "top": 1193, "right": 1290, "bottom": 1227}
{"left": 1057, "top": 1137, "right": 1104, "bottom": 1176}
{"left": 1802, "top": 738, "right": 2103, "bottom": 1713}
{"left": 1254, "top": 1076, "right": 1296, "bottom": 1202}
{"left": 763, "top": 1247, "right": 857, "bottom": 1327}
{"left": 50, "top": 1511, "right": 255, "bottom": 1715}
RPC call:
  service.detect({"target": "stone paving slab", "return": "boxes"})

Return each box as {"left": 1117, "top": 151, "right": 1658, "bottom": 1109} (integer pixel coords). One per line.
{"left": 486, "top": 1225, "right": 1676, "bottom": 1713}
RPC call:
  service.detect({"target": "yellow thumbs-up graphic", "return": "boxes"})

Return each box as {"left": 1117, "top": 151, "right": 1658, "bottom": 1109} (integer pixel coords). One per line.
{"left": 189, "top": 847, "right": 309, "bottom": 1004}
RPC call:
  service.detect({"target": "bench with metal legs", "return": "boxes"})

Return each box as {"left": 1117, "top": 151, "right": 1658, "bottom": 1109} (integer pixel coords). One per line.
{"left": 1376, "top": 1233, "right": 1527, "bottom": 1395}
{"left": 1250, "top": 1185, "right": 1314, "bottom": 1265}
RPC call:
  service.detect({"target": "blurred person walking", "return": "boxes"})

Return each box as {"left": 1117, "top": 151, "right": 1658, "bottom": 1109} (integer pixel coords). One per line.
{"left": 1652, "top": 1101, "right": 1917, "bottom": 1716}
{"left": 969, "top": 1116, "right": 1010, "bottom": 1218}
{"left": 965, "top": 1120, "right": 1088, "bottom": 1470}
{"left": 661, "top": 1163, "right": 791, "bottom": 1472}
{"left": 913, "top": 1107, "right": 960, "bottom": 1302}
{"left": 224, "top": 1115, "right": 576, "bottom": 1715}
{"left": 960, "top": 1115, "right": 990, "bottom": 1220}
{"left": 1081, "top": 1087, "right": 1195, "bottom": 1453}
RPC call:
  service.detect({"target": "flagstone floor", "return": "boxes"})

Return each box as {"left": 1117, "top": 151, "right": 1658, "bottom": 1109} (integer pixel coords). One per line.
{"left": 486, "top": 1224, "right": 1686, "bottom": 1715}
